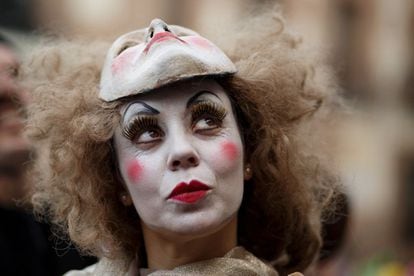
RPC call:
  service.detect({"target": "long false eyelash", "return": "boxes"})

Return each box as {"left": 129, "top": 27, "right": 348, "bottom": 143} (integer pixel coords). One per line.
{"left": 191, "top": 101, "right": 227, "bottom": 123}
{"left": 122, "top": 116, "right": 158, "bottom": 140}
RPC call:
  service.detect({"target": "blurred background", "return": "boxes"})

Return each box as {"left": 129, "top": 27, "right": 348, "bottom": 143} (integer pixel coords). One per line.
{"left": 0, "top": 0, "right": 413, "bottom": 275}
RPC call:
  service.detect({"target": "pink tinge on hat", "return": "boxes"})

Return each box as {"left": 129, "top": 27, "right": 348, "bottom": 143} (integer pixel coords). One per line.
{"left": 99, "top": 18, "right": 237, "bottom": 102}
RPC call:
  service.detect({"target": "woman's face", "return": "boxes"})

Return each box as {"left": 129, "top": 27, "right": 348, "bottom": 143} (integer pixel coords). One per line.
{"left": 113, "top": 79, "right": 244, "bottom": 238}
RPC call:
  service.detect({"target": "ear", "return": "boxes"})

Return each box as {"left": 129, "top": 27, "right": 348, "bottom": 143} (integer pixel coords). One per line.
{"left": 244, "top": 164, "right": 253, "bottom": 181}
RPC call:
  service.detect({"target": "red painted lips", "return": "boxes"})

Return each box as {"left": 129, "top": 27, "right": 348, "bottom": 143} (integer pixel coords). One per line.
{"left": 168, "top": 180, "right": 211, "bottom": 203}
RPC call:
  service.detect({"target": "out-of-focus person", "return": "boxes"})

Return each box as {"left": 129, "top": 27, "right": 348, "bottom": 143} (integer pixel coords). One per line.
{"left": 0, "top": 33, "right": 53, "bottom": 276}
{"left": 0, "top": 34, "right": 95, "bottom": 276}
{"left": 0, "top": 35, "right": 30, "bottom": 208}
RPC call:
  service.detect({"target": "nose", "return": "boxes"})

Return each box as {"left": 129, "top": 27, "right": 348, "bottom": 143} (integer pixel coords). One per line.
{"left": 167, "top": 134, "right": 200, "bottom": 171}
{"left": 145, "top": 18, "right": 173, "bottom": 42}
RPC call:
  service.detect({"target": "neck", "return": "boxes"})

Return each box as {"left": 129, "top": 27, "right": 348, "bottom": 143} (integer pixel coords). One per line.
{"left": 142, "top": 215, "right": 238, "bottom": 270}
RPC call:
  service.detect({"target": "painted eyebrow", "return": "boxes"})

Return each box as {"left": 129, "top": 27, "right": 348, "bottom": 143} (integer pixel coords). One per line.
{"left": 123, "top": 100, "right": 160, "bottom": 117}
{"left": 186, "top": 91, "right": 221, "bottom": 108}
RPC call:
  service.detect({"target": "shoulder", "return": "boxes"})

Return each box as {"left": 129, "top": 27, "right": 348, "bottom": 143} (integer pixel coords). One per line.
{"left": 63, "top": 263, "right": 96, "bottom": 276}
{"left": 63, "top": 257, "right": 134, "bottom": 276}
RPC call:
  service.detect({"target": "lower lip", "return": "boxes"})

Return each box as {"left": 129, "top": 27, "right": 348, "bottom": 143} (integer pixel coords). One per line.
{"left": 170, "top": 190, "right": 208, "bottom": 203}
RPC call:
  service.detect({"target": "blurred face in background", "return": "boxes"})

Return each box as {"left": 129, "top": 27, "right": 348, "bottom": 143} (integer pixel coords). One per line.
{"left": 0, "top": 43, "right": 31, "bottom": 206}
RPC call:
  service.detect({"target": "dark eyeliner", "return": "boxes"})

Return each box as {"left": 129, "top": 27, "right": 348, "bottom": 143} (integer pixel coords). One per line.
{"left": 122, "top": 115, "right": 158, "bottom": 141}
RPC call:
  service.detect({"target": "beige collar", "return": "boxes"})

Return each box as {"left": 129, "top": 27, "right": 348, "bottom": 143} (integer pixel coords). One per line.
{"left": 65, "top": 247, "right": 304, "bottom": 276}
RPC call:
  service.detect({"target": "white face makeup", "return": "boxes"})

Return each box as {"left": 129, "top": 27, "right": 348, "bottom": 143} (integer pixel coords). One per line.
{"left": 113, "top": 79, "right": 244, "bottom": 239}
{"left": 100, "top": 19, "right": 236, "bottom": 101}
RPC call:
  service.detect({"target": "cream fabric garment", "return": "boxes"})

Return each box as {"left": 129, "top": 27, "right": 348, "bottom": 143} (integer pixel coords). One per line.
{"left": 64, "top": 247, "right": 303, "bottom": 276}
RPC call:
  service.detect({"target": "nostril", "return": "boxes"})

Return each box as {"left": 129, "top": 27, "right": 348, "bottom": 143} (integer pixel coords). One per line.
{"left": 149, "top": 29, "right": 154, "bottom": 38}
{"left": 163, "top": 26, "right": 170, "bottom": 32}
{"left": 188, "top": 157, "right": 197, "bottom": 164}
{"left": 172, "top": 160, "right": 180, "bottom": 167}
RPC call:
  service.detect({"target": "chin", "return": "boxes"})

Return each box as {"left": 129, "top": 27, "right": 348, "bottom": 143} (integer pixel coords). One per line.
{"left": 150, "top": 210, "right": 237, "bottom": 241}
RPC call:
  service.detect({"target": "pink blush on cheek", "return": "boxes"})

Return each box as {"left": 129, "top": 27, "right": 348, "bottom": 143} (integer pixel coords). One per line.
{"left": 221, "top": 141, "right": 239, "bottom": 162}
{"left": 126, "top": 160, "right": 143, "bottom": 183}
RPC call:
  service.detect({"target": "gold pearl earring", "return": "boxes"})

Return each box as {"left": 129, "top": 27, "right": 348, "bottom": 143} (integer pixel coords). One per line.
{"left": 120, "top": 193, "right": 132, "bottom": 206}
{"left": 244, "top": 165, "right": 252, "bottom": 180}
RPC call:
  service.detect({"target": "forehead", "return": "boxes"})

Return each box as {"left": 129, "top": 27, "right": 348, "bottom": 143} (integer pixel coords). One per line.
{"left": 120, "top": 79, "right": 231, "bottom": 116}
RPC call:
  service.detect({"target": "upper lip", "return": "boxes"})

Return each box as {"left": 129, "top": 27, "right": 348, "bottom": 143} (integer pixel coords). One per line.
{"left": 144, "top": 31, "right": 184, "bottom": 53}
{"left": 168, "top": 180, "right": 211, "bottom": 199}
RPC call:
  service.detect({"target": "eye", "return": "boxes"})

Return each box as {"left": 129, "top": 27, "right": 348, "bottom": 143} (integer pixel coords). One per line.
{"left": 193, "top": 116, "right": 221, "bottom": 133}
{"left": 5, "top": 65, "right": 18, "bottom": 78}
{"left": 122, "top": 116, "right": 164, "bottom": 148}
{"left": 136, "top": 129, "right": 163, "bottom": 144}
{"left": 191, "top": 101, "right": 227, "bottom": 135}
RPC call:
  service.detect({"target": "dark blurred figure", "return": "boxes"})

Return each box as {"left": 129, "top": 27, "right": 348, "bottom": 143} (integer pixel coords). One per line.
{"left": 0, "top": 36, "right": 29, "bottom": 203}
{"left": 0, "top": 34, "right": 96, "bottom": 276}
{"left": 1, "top": 1, "right": 95, "bottom": 274}
{"left": 0, "top": 33, "right": 52, "bottom": 276}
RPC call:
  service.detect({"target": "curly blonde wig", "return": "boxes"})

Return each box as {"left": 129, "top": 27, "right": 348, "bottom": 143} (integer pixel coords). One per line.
{"left": 23, "top": 11, "right": 343, "bottom": 275}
